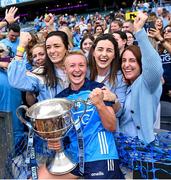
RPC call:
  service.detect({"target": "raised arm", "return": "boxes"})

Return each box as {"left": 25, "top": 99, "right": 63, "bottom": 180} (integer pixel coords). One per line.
{"left": 134, "top": 12, "right": 163, "bottom": 93}
{"left": 0, "top": 7, "right": 19, "bottom": 29}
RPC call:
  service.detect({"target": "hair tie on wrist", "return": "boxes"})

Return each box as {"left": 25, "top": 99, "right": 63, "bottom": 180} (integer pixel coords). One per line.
{"left": 3, "top": 19, "right": 9, "bottom": 26}
{"left": 15, "top": 54, "right": 23, "bottom": 58}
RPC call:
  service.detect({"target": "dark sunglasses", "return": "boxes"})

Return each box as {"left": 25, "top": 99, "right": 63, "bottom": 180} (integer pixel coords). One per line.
{"left": 0, "top": 49, "right": 5, "bottom": 53}
{"left": 164, "top": 29, "right": 171, "bottom": 33}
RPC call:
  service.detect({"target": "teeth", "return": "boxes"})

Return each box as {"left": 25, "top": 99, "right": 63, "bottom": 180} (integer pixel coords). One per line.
{"left": 125, "top": 70, "right": 132, "bottom": 72}
{"left": 100, "top": 59, "right": 107, "bottom": 61}
{"left": 73, "top": 74, "right": 81, "bottom": 77}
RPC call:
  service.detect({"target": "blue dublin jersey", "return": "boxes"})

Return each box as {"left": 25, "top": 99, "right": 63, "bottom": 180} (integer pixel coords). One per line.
{"left": 56, "top": 79, "right": 119, "bottom": 163}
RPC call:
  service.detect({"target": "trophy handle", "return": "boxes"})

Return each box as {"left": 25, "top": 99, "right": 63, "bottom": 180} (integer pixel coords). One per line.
{"left": 16, "top": 105, "right": 32, "bottom": 129}
{"left": 72, "top": 99, "right": 88, "bottom": 125}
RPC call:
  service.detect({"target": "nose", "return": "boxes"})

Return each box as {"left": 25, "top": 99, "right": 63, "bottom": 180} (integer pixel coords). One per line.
{"left": 49, "top": 46, "right": 56, "bottom": 54}
{"left": 101, "top": 50, "right": 107, "bottom": 56}
{"left": 75, "top": 65, "right": 80, "bottom": 71}
{"left": 86, "top": 44, "right": 91, "bottom": 49}
{"left": 123, "top": 60, "right": 129, "bottom": 67}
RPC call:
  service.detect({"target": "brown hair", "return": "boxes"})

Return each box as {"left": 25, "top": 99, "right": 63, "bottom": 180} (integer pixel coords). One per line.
{"left": 26, "top": 33, "right": 38, "bottom": 64}
{"left": 28, "top": 43, "right": 45, "bottom": 65}
{"left": 88, "top": 33, "right": 120, "bottom": 86}
{"left": 121, "top": 45, "right": 142, "bottom": 75}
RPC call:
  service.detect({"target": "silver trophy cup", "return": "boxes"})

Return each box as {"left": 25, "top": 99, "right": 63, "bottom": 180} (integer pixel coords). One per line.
{"left": 16, "top": 98, "right": 87, "bottom": 175}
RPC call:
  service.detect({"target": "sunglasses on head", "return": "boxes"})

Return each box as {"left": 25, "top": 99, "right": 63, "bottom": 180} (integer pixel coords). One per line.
{"left": 0, "top": 49, "right": 5, "bottom": 53}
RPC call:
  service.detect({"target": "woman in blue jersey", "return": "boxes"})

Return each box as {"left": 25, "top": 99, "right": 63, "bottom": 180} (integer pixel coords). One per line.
{"left": 8, "top": 31, "right": 69, "bottom": 102}
{"left": 38, "top": 50, "right": 124, "bottom": 179}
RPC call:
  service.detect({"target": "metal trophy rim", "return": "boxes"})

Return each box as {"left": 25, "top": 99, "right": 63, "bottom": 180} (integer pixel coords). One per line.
{"left": 25, "top": 98, "right": 73, "bottom": 120}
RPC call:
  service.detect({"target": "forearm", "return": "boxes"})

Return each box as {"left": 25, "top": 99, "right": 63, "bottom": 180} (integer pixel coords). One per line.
{"left": 136, "top": 29, "right": 163, "bottom": 91}
{"left": 96, "top": 103, "right": 116, "bottom": 132}
{"left": 112, "top": 102, "right": 121, "bottom": 113}
{"left": 8, "top": 60, "right": 36, "bottom": 91}
{"left": 0, "top": 21, "right": 8, "bottom": 29}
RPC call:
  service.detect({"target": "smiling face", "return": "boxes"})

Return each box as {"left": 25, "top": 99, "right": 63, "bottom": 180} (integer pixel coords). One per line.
{"left": 155, "top": 18, "right": 163, "bottom": 31}
{"left": 82, "top": 38, "right": 93, "bottom": 53}
{"left": 126, "top": 32, "right": 134, "bottom": 46}
{"left": 93, "top": 39, "right": 115, "bottom": 75}
{"left": 46, "top": 35, "right": 67, "bottom": 67}
{"left": 64, "top": 53, "right": 87, "bottom": 90}
{"left": 121, "top": 50, "right": 141, "bottom": 83}
{"left": 163, "top": 26, "right": 171, "bottom": 41}
{"left": 95, "top": 26, "right": 103, "bottom": 35}
{"left": 32, "top": 46, "right": 46, "bottom": 67}
{"left": 110, "top": 22, "right": 121, "bottom": 33}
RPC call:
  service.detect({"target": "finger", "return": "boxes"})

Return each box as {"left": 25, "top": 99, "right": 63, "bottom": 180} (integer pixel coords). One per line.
{"left": 14, "top": 16, "right": 20, "bottom": 21}
{"left": 5, "top": 9, "right": 8, "bottom": 16}
{"left": 12, "top": 7, "right": 18, "bottom": 14}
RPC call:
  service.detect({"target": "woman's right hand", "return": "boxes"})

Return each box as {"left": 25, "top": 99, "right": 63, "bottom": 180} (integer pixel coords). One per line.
{"left": 5, "top": 7, "right": 19, "bottom": 24}
{"left": 101, "top": 86, "right": 117, "bottom": 102}
{"left": 148, "top": 28, "right": 163, "bottom": 41}
{"left": 134, "top": 11, "right": 148, "bottom": 33}
{"left": 19, "top": 32, "right": 32, "bottom": 48}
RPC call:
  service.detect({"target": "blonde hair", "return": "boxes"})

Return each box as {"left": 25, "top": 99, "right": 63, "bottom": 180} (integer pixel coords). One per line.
{"left": 64, "top": 50, "right": 86, "bottom": 65}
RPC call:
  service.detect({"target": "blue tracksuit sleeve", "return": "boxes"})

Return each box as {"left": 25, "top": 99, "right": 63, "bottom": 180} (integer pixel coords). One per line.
{"left": 7, "top": 59, "right": 40, "bottom": 92}
{"left": 135, "top": 29, "right": 163, "bottom": 93}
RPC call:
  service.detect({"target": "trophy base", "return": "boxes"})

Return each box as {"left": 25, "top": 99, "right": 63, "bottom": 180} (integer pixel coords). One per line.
{"left": 46, "top": 151, "right": 77, "bottom": 175}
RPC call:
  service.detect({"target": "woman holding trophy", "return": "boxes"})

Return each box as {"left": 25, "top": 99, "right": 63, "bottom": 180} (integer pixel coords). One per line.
{"left": 7, "top": 31, "right": 71, "bottom": 178}
{"left": 38, "top": 50, "right": 124, "bottom": 179}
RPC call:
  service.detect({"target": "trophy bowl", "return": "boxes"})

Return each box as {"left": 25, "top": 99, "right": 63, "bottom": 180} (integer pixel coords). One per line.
{"left": 16, "top": 98, "right": 86, "bottom": 175}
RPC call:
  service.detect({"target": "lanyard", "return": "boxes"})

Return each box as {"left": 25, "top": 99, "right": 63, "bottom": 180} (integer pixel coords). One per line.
{"left": 74, "top": 121, "right": 84, "bottom": 175}
{"left": 25, "top": 128, "right": 38, "bottom": 179}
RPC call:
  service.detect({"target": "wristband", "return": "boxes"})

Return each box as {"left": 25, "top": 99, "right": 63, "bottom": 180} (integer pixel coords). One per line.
{"left": 3, "top": 19, "right": 9, "bottom": 26}
{"left": 17, "top": 46, "right": 25, "bottom": 53}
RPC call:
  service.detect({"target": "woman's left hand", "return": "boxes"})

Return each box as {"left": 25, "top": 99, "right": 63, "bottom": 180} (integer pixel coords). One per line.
{"left": 101, "top": 86, "right": 117, "bottom": 102}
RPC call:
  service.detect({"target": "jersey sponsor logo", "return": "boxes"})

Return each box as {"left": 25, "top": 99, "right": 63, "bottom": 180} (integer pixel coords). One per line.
{"left": 160, "top": 50, "right": 171, "bottom": 64}
{"left": 71, "top": 105, "right": 96, "bottom": 126}
{"left": 91, "top": 171, "right": 104, "bottom": 176}
{"left": 68, "top": 90, "right": 98, "bottom": 127}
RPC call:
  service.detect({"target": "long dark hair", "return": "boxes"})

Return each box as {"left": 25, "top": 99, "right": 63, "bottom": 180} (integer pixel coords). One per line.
{"left": 121, "top": 45, "right": 142, "bottom": 82}
{"left": 80, "top": 34, "right": 95, "bottom": 52}
{"left": 88, "top": 33, "right": 120, "bottom": 86}
{"left": 44, "top": 31, "right": 69, "bottom": 87}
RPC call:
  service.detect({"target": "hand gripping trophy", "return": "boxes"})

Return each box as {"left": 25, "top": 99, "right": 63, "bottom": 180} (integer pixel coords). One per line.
{"left": 16, "top": 98, "right": 87, "bottom": 175}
